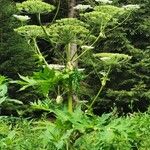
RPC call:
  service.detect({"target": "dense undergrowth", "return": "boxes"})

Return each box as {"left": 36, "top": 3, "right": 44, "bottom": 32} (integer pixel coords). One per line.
{"left": 1, "top": 109, "right": 150, "bottom": 150}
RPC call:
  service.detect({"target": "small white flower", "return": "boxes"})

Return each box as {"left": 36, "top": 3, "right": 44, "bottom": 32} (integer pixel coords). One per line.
{"left": 95, "top": 0, "right": 113, "bottom": 4}
{"left": 122, "top": 4, "right": 140, "bottom": 10}
{"left": 81, "top": 45, "right": 94, "bottom": 50}
{"left": 74, "top": 4, "right": 92, "bottom": 10}
{"left": 78, "top": 68, "right": 85, "bottom": 72}
{"left": 13, "top": 14, "right": 30, "bottom": 22}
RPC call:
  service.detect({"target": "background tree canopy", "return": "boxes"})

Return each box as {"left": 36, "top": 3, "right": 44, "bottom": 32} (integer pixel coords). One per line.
{"left": 0, "top": 0, "right": 150, "bottom": 115}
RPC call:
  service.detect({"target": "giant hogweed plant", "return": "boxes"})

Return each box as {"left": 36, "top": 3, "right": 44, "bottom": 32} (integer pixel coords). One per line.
{"left": 13, "top": 0, "right": 138, "bottom": 113}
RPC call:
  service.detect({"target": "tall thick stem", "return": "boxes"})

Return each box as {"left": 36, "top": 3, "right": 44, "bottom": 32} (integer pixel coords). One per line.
{"left": 67, "top": 43, "right": 71, "bottom": 63}
{"left": 68, "top": 82, "right": 73, "bottom": 113}
{"left": 66, "top": 43, "right": 73, "bottom": 113}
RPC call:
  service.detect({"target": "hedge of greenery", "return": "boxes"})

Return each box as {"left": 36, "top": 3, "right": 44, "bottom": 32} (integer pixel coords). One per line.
{"left": 1, "top": 110, "right": 150, "bottom": 150}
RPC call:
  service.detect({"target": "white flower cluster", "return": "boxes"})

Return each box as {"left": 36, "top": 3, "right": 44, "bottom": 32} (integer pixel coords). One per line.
{"left": 47, "top": 64, "right": 85, "bottom": 71}
{"left": 13, "top": 15, "right": 30, "bottom": 22}
{"left": 74, "top": 4, "right": 92, "bottom": 10}
{"left": 95, "top": 0, "right": 113, "bottom": 4}
{"left": 48, "top": 64, "right": 65, "bottom": 70}
{"left": 122, "top": 4, "right": 140, "bottom": 10}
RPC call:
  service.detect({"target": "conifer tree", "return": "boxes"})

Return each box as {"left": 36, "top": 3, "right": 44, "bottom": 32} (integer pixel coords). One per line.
{"left": 0, "top": 0, "right": 37, "bottom": 78}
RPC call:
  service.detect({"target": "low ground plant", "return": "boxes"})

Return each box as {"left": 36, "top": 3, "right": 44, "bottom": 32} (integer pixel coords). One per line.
{"left": 1, "top": 110, "right": 150, "bottom": 150}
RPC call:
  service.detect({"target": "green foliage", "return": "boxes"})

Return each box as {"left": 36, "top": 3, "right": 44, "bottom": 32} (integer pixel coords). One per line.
{"left": 30, "top": 98, "right": 53, "bottom": 111}
{"left": 79, "top": 0, "right": 150, "bottom": 113}
{"left": 12, "top": 67, "right": 83, "bottom": 99}
{"left": 1, "top": 0, "right": 150, "bottom": 149}
{"left": 81, "top": 5, "right": 126, "bottom": 34}
{"left": 0, "top": 0, "right": 37, "bottom": 77}
{"left": 103, "top": 1, "right": 150, "bottom": 112}
{"left": 0, "top": 75, "right": 23, "bottom": 107}
{"left": 1, "top": 0, "right": 148, "bottom": 118}
{"left": 1, "top": 110, "right": 150, "bottom": 149}
{"left": 0, "top": 0, "right": 39, "bottom": 109}
{"left": 0, "top": 76, "right": 8, "bottom": 105}
{"left": 12, "top": 0, "right": 137, "bottom": 114}
{"left": 12, "top": 68, "right": 62, "bottom": 97}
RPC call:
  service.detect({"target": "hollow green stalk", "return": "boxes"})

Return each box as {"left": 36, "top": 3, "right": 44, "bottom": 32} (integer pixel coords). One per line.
{"left": 66, "top": 43, "right": 73, "bottom": 113}
{"left": 36, "top": 13, "right": 52, "bottom": 43}
{"left": 51, "top": 0, "right": 61, "bottom": 23}
{"left": 88, "top": 66, "right": 111, "bottom": 111}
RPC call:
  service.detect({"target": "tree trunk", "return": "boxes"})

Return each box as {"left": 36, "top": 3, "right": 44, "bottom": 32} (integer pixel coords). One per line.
{"left": 68, "top": 0, "right": 78, "bottom": 67}
{"left": 68, "top": 0, "right": 78, "bottom": 104}
{"left": 68, "top": 0, "right": 76, "bottom": 18}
